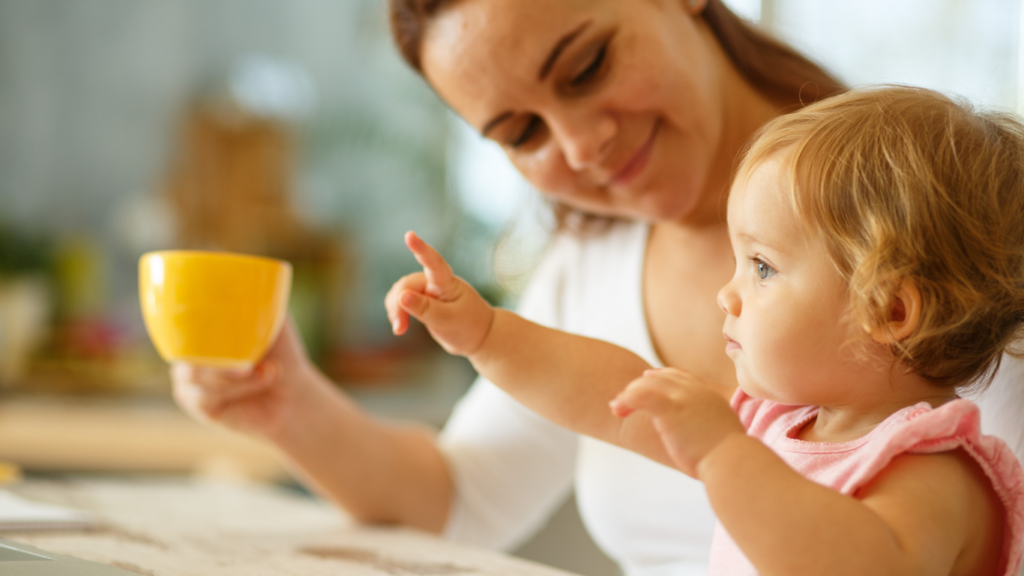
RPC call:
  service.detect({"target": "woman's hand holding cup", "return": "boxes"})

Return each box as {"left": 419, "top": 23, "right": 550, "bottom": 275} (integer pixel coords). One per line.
{"left": 170, "top": 318, "right": 318, "bottom": 442}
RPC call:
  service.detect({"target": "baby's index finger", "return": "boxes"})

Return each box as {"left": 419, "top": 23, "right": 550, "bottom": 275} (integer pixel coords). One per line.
{"left": 405, "top": 231, "right": 456, "bottom": 295}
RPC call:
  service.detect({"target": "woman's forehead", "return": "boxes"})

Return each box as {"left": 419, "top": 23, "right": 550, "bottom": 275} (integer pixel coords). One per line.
{"left": 422, "top": 0, "right": 614, "bottom": 126}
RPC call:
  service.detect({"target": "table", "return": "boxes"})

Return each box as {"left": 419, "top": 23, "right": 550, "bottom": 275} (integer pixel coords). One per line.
{"left": 2, "top": 478, "right": 580, "bottom": 576}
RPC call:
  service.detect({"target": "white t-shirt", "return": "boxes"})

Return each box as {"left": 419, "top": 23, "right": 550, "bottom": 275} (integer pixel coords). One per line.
{"left": 437, "top": 220, "right": 1024, "bottom": 576}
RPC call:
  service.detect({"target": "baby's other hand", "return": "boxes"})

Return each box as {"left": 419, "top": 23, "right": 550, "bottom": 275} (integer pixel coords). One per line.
{"left": 385, "top": 232, "right": 495, "bottom": 357}
{"left": 609, "top": 368, "right": 743, "bottom": 477}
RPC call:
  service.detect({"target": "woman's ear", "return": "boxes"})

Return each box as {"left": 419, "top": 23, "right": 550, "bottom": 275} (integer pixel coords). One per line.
{"left": 870, "top": 279, "right": 922, "bottom": 345}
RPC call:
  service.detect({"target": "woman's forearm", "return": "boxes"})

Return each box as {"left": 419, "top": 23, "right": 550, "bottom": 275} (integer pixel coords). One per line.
{"left": 272, "top": 370, "right": 453, "bottom": 533}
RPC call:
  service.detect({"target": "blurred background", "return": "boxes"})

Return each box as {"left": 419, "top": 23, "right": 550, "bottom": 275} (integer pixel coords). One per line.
{"left": 0, "top": 0, "right": 1018, "bottom": 574}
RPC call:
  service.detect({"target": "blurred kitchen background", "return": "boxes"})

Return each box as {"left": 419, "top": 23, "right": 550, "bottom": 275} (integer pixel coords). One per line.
{"left": 0, "top": 1, "right": 1018, "bottom": 575}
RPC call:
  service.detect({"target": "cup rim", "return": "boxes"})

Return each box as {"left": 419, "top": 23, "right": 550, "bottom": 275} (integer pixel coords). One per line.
{"left": 139, "top": 250, "right": 291, "bottom": 269}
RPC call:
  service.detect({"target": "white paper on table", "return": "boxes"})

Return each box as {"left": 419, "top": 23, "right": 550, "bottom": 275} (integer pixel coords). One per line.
{"left": 0, "top": 489, "right": 97, "bottom": 531}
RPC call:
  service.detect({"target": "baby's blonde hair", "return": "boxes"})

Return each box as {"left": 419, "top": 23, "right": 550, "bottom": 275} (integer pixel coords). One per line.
{"left": 737, "top": 85, "right": 1024, "bottom": 390}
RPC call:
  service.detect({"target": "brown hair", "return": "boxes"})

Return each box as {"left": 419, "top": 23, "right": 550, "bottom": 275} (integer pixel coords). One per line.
{"left": 737, "top": 85, "right": 1024, "bottom": 390}
{"left": 387, "top": 0, "right": 846, "bottom": 231}
{"left": 389, "top": 0, "right": 842, "bottom": 105}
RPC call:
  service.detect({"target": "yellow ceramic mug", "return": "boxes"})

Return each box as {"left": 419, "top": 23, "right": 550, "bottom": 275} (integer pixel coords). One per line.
{"left": 139, "top": 251, "right": 292, "bottom": 369}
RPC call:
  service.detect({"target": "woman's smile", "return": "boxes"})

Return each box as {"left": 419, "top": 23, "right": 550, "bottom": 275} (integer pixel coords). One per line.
{"left": 609, "top": 119, "right": 661, "bottom": 188}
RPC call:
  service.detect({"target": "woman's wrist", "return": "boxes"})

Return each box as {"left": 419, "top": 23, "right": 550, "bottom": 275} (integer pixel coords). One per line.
{"left": 267, "top": 366, "right": 357, "bottom": 449}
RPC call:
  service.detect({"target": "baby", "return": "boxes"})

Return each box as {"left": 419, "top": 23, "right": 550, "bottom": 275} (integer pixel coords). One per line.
{"left": 386, "top": 86, "right": 1024, "bottom": 575}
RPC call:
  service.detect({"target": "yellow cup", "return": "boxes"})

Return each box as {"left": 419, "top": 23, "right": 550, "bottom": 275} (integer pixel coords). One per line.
{"left": 139, "top": 250, "right": 292, "bottom": 369}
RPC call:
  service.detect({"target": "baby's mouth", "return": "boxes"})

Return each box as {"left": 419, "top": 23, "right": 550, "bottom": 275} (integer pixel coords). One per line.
{"left": 724, "top": 333, "right": 741, "bottom": 351}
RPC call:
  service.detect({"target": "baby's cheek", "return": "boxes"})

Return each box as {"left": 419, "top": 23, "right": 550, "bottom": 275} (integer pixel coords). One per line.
{"left": 740, "top": 344, "right": 802, "bottom": 403}
{"left": 732, "top": 361, "right": 768, "bottom": 400}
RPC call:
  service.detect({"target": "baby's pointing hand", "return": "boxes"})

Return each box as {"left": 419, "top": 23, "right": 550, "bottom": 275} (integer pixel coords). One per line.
{"left": 384, "top": 231, "right": 495, "bottom": 357}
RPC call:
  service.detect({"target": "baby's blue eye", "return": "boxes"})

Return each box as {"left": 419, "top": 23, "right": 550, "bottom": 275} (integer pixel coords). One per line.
{"left": 753, "top": 258, "right": 776, "bottom": 280}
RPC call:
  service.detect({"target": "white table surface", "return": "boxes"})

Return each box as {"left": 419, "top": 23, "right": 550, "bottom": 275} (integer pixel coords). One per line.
{"left": 1, "top": 477, "right": 581, "bottom": 576}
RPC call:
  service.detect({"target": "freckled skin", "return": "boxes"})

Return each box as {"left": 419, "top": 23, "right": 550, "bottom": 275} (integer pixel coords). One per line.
{"left": 422, "top": 0, "right": 733, "bottom": 224}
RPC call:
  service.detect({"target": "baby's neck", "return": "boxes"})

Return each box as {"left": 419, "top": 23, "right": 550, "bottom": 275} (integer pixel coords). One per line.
{"left": 796, "top": 372, "right": 958, "bottom": 444}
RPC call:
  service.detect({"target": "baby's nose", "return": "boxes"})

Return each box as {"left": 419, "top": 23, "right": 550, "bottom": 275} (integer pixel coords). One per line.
{"left": 717, "top": 283, "right": 741, "bottom": 316}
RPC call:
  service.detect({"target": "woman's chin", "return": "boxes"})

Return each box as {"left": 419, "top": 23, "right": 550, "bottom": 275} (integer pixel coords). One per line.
{"left": 635, "top": 190, "right": 703, "bottom": 223}
{"left": 548, "top": 181, "right": 704, "bottom": 223}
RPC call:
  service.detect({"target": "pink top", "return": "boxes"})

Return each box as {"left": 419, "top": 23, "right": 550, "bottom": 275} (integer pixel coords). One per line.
{"left": 708, "top": 390, "right": 1024, "bottom": 575}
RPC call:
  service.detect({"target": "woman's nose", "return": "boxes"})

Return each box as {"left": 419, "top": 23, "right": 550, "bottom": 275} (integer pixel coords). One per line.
{"left": 550, "top": 112, "right": 616, "bottom": 171}
{"left": 717, "top": 281, "right": 741, "bottom": 317}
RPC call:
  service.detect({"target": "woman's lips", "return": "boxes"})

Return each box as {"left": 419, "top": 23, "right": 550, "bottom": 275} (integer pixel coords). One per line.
{"left": 609, "top": 120, "right": 660, "bottom": 187}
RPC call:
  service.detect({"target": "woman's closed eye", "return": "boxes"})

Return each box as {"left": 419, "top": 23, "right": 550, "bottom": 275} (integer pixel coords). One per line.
{"left": 511, "top": 116, "right": 543, "bottom": 149}
{"left": 571, "top": 42, "right": 607, "bottom": 86}
{"left": 751, "top": 257, "right": 777, "bottom": 281}
{"left": 505, "top": 36, "right": 614, "bottom": 150}
{"left": 506, "top": 35, "right": 615, "bottom": 150}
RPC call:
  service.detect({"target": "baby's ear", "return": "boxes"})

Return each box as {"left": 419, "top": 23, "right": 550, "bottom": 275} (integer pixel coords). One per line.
{"left": 869, "top": 279, "right": 922, "bottom": 345}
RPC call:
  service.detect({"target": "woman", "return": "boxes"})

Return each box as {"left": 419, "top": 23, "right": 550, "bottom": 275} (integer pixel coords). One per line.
{"left": 171, "top": 1, "right": 1023, "bottom": 574}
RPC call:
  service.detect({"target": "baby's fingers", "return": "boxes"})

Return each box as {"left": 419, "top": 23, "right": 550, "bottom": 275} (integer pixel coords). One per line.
{"left": 609, "top": 375, "right": 678, "bottom": 418}
{"left": 385, "top": 272, "right": 428, "bottom": 335}
{"left": 398, "top": 289, "right": 438, "bottom": 326}
{"left": 405, "top": 231, "right": 456, "bottom": 299}
{"left": 643, "top": 367, "right": 695, "bottom": 382}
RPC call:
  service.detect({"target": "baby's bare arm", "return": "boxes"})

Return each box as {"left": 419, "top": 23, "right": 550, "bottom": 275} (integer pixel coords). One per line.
{"left": 699, "top": 436, "right": 999, "bottom": 575}
{"left": 389, "top": 233, "right": 674, "bottom": 465}
{"left": 471, "top": 309, "right": 673, "bottom": 461}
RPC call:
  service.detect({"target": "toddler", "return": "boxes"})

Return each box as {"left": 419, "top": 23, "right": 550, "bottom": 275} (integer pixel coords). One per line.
{"left": 386, "top": 86, "right": 1024, "bottom": 575}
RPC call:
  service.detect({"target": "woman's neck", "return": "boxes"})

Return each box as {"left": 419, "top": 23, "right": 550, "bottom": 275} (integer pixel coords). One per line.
{"left": 671, "top": 23, "right": 782, "bottom": 230}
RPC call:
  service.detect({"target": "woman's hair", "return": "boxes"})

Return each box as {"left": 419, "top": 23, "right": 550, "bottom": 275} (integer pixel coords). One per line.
{"left": 389, "top": 0, "right": 843, "bottom": 105}
{"left": 387, "top": 0, "right": 846, "bottom": 231}
{"left": 737, "top": 85, "right": 1024, "bottom": 390}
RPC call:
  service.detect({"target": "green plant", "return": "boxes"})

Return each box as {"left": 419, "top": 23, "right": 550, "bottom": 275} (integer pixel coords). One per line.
{"left": 0, "top": 225, "right": 54, "bottom": 277}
